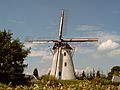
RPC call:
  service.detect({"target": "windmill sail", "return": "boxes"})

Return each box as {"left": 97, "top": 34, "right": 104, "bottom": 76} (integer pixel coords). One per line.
{"left": 58, "top": 9, "right": 64, "bottom": 40}
{"left": 25, "top": 10, "right": 98, "bottom": 80}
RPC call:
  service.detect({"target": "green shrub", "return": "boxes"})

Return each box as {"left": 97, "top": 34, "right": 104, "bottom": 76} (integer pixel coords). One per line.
{"left": 101, "top": 79, "right": 112, "bottom": 85}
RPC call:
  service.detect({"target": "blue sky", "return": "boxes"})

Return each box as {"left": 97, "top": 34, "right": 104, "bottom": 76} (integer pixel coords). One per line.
{"left": 0, "top": 0, "right": 120, "bottom": 75}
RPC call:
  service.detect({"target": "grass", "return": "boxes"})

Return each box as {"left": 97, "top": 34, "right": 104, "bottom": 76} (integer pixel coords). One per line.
{"left": 0, "top": 76, "right": 120, "bottom": 90}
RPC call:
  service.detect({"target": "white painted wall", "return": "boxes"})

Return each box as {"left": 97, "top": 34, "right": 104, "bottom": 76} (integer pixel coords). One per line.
{"left": 61, "top": 49, "right": 76, "bottom": 80}
{"left": 112, "top": 75, "right": 120, "bottom": 82}
{"left": 50, "top": 44, "right": 76, "bottom": 80}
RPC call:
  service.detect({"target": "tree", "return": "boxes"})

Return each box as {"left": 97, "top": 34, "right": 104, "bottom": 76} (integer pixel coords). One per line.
{"left": 86, "top": 72, "right": 89, "bottom": 79}
{"left": 33, "top": 68, "right": 39, "bottom": 79}
{"left": 89, "top": 71, "right": 93, "bottom": 80}
{"left": 0, "top": 30, "right": 30, "bottom": 85}
{"left": 96, "top": 70, "right": 100, "bottom": 78}
{"left": 92, "top": 68, "right": 95, "bottom": 79}
{"left": 111, "top": 66, "right": 120, "bottom": 75}
{"left": 81, "top": 70, "right": 86, "bottom": 79}
{"left": 107, "top": 66, "right": 120, "bottom": 79}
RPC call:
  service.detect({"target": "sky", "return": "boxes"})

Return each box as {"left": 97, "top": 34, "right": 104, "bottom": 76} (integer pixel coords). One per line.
{"left": 0, "top": 0, "right": 120, "bottom": 76}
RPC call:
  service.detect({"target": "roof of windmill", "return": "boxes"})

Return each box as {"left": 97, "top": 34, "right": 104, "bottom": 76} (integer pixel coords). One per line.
{"left": 53, "top": 43, "right": 72, "bottom": 50}
{"left": 61, "top": 44, "right": 72, "bottom": 49}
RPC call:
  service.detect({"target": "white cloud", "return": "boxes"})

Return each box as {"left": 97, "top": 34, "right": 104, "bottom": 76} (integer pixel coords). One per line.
{"left": 97, "top": 32, "right": 120, "bottom": 42}
{"left": 75, "top": 67, "right": 94, "bottom": 75}
{"left": 39, "top": 68, "right": 50, "bottom": 76}
{"left": 76, "top": 24, "right": 120, "bottom": 42}
{"left": 98, "top": 40, "right": 119, "bottom": 51}
{"left": 24, "top": 43, "right": 39, "bottom": 48}
{"left": 24, "top": 42, "right": 53, "bottom": 61}
{"left": 25, "top": 43, "right": 52, "bottom": 60}
{"left": 29, "top": 50, "right": 52, "bottom": 61}
{"left": 25, "top": 68, "right": 50, "bottom": 76}
{"left": 108, "top": 49, "right": 120, "bottom": 56}
{"left": 75, "top": 47, "right": 95, "bottom": 54}
{"left": 91, "top": 39, "right": 120, "bottom": 58}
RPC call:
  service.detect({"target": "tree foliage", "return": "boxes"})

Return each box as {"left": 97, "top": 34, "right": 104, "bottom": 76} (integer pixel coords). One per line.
{"left": 81, "top": 71, "right": 86, "bottom": 79}
{"left": 96, "top": 70, "right": 100, "bottom": 78}
{"left": 0, "top": 30, "right": 30, "bottom": 85}
{"left": 33, "top": 68, "right": 39, "bottom": 79}
{"left": 111, "top": 66, "right": 120, "bottom": 73}
{"left": 107, "top": 66, "right": 120, "bottom": 79}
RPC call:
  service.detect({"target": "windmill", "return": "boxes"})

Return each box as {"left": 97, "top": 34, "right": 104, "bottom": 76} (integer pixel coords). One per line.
{"left": 25, "top": 10, "right": 98, "bottom": 80}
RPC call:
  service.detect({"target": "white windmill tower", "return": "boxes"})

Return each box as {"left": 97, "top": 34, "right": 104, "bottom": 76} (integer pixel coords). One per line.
{"left": 26, "top": 10, "right": 98, "bottom": 80}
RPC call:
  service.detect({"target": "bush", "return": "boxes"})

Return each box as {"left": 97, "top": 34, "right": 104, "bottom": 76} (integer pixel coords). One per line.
{"left": 101, "top": 79, "right": 112, "bottom": 85}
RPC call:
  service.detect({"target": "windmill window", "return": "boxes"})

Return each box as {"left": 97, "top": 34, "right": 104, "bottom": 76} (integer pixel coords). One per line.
{"left": 64, "top": 52, "right": 66, "bottom": 56}
{"left": 59, "top": 72, "right": 61, "bottom": 76}
{"left": 64, "top": 62, "right": 67, "bottom": 67}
